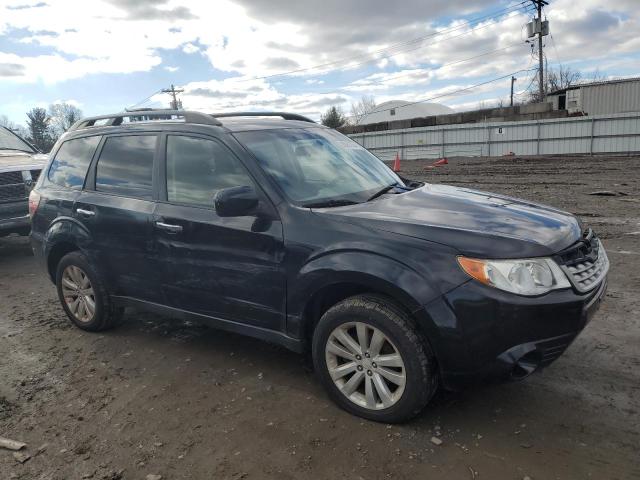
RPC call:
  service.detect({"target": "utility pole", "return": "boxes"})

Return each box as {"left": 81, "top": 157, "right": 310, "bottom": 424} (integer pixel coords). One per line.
{"left": 161, "top": 84, "right": 184, "bottom": 110}
{"left": 510, "top": 76, "right": 517, "bottom": 106}
{"left": 530, "top": 0, "right": 548, "bottom": 101}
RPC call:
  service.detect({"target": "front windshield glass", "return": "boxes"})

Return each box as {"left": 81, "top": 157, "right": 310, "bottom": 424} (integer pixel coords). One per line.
{"left": 0, "top": 127, "right": 35, "bottom": 153}
{"left": 235, "top": 127, "right": 403, "bottom": 206}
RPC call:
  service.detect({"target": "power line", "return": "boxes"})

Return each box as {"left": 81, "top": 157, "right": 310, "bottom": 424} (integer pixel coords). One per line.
{"left": 127, "top": 3, "right": 535, "bottom": 112}
{"left": 549, "top": 32, "right": 563, "bottom": 68}
{"left": 212, "top": 68, "right": 538, "bottom": 115}
{"left": 209, "top": 43, "right": 533, "bottom": 112}
{"left": 127, "top": 89, "right": 162, "bottom": 110}
{"left": 362, "top": 68, "right": 538, "bottom": 117}
{"left": 243, "top": 1, "right": 532, "bottom": 82}
{"left": 341, "top": 42, "right": 526, "bottom": 88}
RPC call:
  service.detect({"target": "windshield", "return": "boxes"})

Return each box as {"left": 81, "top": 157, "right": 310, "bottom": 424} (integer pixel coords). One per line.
{"left": 235, "top": 127, "right": 403, "bottom": 206}
{"left": 0, "top": 127, "right": 35, "bottom": 153}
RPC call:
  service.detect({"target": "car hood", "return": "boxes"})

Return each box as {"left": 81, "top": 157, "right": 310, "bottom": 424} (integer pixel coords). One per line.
{"left": 0, "top": 151, "right": 48, "bottom": 174}
{"left": 315, "top": 184, "right": 582, "bottom": 258}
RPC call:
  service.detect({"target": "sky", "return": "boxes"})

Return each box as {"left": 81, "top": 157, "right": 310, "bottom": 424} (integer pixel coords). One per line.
{"left": 0, "top": 0, "right": 638, "bottom": 125}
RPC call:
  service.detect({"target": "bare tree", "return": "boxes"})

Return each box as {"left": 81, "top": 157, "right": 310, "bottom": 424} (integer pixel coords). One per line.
{"left": 350, "top": 95, "right": 376, "bottom": 125}
{"left": 528, "top": 64, "right": 583, "bottom": 103}
{"left": 588, "top": 68, "right": 607, "bottom": 83}
{"left": 0, "top": 115, "right": 16, "bottom": 129}
{"left": 547, "top": 65, "right": 582, "bottom": 92}
{"left": 49, "top": 102, "right": 83, "bottom": 137}
{"left": 0, "top": 115, "right": 30, "bottom": 139}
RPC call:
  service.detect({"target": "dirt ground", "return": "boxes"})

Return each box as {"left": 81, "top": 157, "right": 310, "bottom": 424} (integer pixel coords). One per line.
{"left": 1, "top": 155, "right": 639, "bottom": 480}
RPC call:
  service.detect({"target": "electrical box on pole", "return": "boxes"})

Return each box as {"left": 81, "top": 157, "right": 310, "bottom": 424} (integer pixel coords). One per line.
{"left": 527, "top": 18, "right": 549, "bottom": 38}
{"left": 526, "top": 18, "right": 549, "bottom": 38}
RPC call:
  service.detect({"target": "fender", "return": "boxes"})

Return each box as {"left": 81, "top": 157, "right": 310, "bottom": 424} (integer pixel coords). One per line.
{"left": 287, "top": 249, "right": 441, "bottom": 338}
{"left": 44, "top": 216, "right": 92, "bottom": 248}
{"left": 41, "top": 216, "right": 94, "bottom": 279}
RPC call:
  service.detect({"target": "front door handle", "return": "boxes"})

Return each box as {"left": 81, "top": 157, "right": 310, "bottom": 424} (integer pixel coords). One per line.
{"left": 155, "top": 221, "right": 183, "bottom": 233}
{"left": 76, "top": 208, "right": 95, "bottom": 217}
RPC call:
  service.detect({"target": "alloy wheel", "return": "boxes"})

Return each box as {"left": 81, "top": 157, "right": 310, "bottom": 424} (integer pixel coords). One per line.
{"left": 325, "top": 322, "right": 406, "bottom": 410}
{"left": 61, "top": 265, "right": 96, "bottom": 323}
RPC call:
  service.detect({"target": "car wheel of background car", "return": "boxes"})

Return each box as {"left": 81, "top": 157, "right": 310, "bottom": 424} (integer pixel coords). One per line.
{"left": 312, "top": 294, "right": 438, "bottom": 423}
{"left": 55, "top": 251, "right": 123, "bottom": 331}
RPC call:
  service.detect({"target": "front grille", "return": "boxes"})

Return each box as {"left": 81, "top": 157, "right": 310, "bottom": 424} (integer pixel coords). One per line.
{"left": 0, "top": 184, "right": 26, "bottom": 201}
{"left": 0, "top": 171, "right": 27, "bottom": 202}
{"left": 556, "top": 229, "right": 609, "bottom": 293}
{"left": 0, "top": 171, "right": 23, "bottom": 185}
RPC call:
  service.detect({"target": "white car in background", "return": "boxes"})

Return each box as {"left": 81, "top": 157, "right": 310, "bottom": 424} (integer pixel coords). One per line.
{"left": 0, "top": 126, "right": 48, "bottom": 237}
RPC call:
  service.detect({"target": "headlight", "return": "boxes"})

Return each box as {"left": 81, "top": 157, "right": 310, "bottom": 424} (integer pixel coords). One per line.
{"left": 457, "top": 256, "right": 571, "bottom": 296}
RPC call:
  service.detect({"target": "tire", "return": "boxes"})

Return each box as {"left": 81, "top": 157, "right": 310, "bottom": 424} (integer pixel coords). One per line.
{"left": 55, "top": 251, "right": 123, "bottom": 332}
{"left": 312, "top": 294, "right": 438, "bottom": 423}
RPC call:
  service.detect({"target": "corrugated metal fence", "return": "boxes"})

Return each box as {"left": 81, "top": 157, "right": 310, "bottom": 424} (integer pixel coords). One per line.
{"left": 347, "top": 112, "right": 640, "bottom": 160}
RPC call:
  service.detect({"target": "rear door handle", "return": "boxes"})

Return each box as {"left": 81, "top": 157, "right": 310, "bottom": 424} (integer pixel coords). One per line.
{"left": 155, "top": 221, "right": 183, "bottom": 233}
{"left": 76, "top": 208, "right": 95, "bottom": 217}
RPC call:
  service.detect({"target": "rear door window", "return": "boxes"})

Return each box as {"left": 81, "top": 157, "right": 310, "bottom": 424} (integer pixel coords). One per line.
{"left": 165, "top": 135, "right": 253, "bottom": 207}
{"left": 48, "top": 136, "right": 101, "bottom": 189}
{"left": 95, "top": 135, "right": 156, "bottom": 199}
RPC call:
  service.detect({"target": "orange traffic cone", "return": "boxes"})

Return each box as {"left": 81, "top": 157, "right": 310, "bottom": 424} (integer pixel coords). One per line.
{"left": 393, "top": 152, "right": 401, "bottom": 172}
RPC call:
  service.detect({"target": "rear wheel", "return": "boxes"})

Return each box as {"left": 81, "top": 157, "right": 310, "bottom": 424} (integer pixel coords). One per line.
{"left": 312, "top": 294, "right": 437, "bottom": 423}
{"left": 55, "top": 251, "right": 122, "bottom": 331}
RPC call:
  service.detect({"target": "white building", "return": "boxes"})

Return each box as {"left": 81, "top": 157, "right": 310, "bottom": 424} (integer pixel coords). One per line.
{"left": 547, "top": 77, "right": 640, "bottom": 116}
{"left": 356, "top": 100, "right": 454, "bottom": 125}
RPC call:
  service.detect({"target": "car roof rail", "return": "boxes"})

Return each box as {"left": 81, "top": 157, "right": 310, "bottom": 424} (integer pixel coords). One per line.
{"left": 212, "top": 112, "right": 316, "bottom": 123}
{"left": 68, "top": 109, "right": 223, "bottom": 131}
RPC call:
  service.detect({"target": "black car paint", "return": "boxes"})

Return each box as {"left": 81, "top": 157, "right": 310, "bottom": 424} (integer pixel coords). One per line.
{"left": 30, "top": 118, "right": 606, "bottom": 389}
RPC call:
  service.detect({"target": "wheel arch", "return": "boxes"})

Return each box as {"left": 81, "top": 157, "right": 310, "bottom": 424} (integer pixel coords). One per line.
{"left": 300, "top": 281, "right": 423, "bottom": 344}
{"left": 289, "top": 251, "right": 443, "bottom": 355}
{"left": 43, "top": 216, "right": 92, "bottom": 282}
{"left": 47, "top": 241, "right": 81, "bottom": 282}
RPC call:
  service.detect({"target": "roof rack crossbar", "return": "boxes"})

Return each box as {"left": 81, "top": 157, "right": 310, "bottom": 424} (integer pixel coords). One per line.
{"left": 212, "top": 112, "right": 316, "bottom": 123}
{"left": 68, "top": 109, "right": 223, "bottom": 131}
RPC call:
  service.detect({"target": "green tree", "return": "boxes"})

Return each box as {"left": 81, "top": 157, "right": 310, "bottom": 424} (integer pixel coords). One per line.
{"left": 26, "top": 107, "right": 56, "bottom": 153}
{"left": 321, "top": 105, "right": 347, "bottom": 129}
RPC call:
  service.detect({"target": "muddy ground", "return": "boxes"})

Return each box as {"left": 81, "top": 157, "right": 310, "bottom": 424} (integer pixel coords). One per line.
{"left": 1, "top": 155, "right": 639, "bottom": 480}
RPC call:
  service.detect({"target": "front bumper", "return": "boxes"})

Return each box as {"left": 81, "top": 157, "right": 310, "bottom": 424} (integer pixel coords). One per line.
{"left": 422, "top": 276, "right": 607, "bottom": 390}
{"left": 0, "top": 201, "right": 30, "bottom": 235}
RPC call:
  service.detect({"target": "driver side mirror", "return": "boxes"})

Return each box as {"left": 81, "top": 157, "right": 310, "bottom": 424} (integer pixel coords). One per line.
{"left": 214, "top": 186, "right": 259, "bottom": 217}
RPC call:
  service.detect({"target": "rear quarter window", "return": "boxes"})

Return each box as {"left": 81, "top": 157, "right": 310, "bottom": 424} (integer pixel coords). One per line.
{"left": 47, "top": 136, "right": 101, "bottom": 189}
{"left": 95, "top": 135, "right": 156, "bottom": 200}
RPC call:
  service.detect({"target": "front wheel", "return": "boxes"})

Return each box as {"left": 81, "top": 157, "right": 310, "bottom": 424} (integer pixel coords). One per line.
{"left": 312, "top": 295, "right": 437, "bottom": 423}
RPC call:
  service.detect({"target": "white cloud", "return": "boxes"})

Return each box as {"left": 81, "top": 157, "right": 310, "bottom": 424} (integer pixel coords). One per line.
{"left": 1, "top": 0, "right": 637, "bottom": 84}
{"left": 164, "top": 77, "right": 352, "bottom": 120}
{"left": 181, "top": 42, "right": 200, "bottom": 54}
{"left": 0, "top": 0, "right": 638, "bottom": 119}
{"left": 164, "top": 65, "right": 179, "bottom": 72}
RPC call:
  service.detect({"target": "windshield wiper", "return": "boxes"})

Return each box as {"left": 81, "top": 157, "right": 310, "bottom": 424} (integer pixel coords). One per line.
{"left": 366, "top": 183, "right": 400, "bottom": 202}
{"left": 303, "top": 199, "right": 360, "bottom": 208}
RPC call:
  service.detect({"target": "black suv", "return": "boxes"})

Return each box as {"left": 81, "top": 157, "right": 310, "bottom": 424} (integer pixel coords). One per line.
{"left": 30, "top": 110, "right": 609, "bottom": 422}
